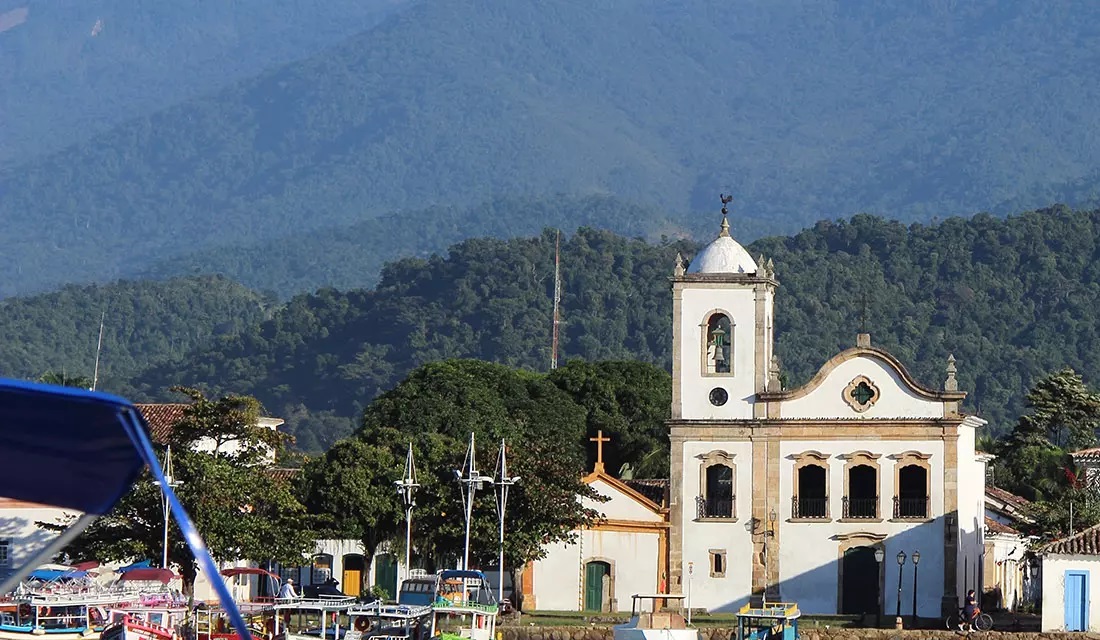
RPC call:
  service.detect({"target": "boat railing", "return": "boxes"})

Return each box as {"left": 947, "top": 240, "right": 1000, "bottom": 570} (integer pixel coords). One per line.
{"left": 348, "top": 602, "right": 433, "bottom": 619}
{"left": 273, "top": 595, "right": 357, "bottom": 609}
{"left": 432, "top": 600, "right": 499, "bottom": 615}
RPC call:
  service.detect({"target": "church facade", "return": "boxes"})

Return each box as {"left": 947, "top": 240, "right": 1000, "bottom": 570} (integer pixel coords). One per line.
{"left": 667, "top": 213, "right": 988, "bottom": 618}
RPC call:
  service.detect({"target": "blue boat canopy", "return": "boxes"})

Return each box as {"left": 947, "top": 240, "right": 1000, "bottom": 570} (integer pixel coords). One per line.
{"left": 0, "top": 378, "right": 145, "bottom": 513}
{"left": 28, "top": 569, "right": 87, "bottom": 581}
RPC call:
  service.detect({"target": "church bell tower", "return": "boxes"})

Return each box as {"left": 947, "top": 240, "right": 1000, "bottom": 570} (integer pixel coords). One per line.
{"left": 670, "top": 198, "right": 777, "bottom": 420}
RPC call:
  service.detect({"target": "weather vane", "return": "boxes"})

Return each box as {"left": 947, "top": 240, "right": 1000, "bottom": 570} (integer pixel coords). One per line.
{"left": 720, "top": 193, "right": 733, "bottom": 216}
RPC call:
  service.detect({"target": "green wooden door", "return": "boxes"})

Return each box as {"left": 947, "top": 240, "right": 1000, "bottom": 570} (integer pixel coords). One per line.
{"left": 584, "top": 561, "right": 609, "bottom": 611}
{"left": 374, "top": 554, "right": 398, "bottom": 600}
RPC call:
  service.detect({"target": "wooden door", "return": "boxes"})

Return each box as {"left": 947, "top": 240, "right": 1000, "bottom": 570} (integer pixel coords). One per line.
{"left": 584, "top": 561, "right": 609, "bottom": 611}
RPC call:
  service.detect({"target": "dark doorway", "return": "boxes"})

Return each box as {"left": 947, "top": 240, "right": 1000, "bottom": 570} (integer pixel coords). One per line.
{"left": 846, "top": 465, "right": 877, "bottom": 518}
{"left": 796, "top": 465, "right": 827, "bottom": 518}
{"left": 704, "top": 464, "right": 734, "bottom": 517}
{"left": 841, "top": 546, "right": 880, "bottom": 615}
{"left": 897, "top": 466, "right": 928, "bottom": 518}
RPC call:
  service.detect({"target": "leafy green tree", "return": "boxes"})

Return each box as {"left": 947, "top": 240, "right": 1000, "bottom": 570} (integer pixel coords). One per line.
{"left": 547, "top": 359, "right": 671, "bottom": 478}
{"left": 39, "top": 388, "right": 314, "bottom": 593}
{"left": 354, "top": 360, "right": 603, "bottom": 581}
{"left": 38, "top": 371, "right": 93, "bottom": 389}
{"left": 1020, "top": 464, "right": 1100, "bottom": 542}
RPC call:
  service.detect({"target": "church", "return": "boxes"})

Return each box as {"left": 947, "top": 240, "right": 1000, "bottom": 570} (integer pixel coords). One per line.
{"left": 665, "top": 207, "right": 988, "bottom": 618}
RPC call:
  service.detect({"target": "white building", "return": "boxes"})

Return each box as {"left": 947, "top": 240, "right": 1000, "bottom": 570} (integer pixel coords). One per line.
{"left": 982, "top": 486, "right": 1038, "bottom": 613}
{"left": 1040, "top": 524, "right": 1100, "bottom": 631}
{"left": 667, "top": 211, "right": 987, "bottom": 619}
{"left": 524, "top": 434, "right": 669, "bottom": 612}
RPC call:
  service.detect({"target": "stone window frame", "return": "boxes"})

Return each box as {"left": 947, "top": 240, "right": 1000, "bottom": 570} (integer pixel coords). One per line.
{"left": 695, "top": 450, "right": 737, "bottom": 522}
{"left": 581, "top": 556, "right": 617, "bottom": 612}
{"left": 709, "top": 549, "right": 727, "bottom": 578}
{"left": 839, "top": 450, "right": 882, "bottom": 523}
{"left": 789, "top": 450, "right": 831, "bottom": 522}
{"left": 889, "top": 451, "right": 933, "bottom": 522}
{"left": 842, "top": 375, "right": 881, "bottom": 413}
{"left": 700, "top": 309, "right": 735, "bottom": 377}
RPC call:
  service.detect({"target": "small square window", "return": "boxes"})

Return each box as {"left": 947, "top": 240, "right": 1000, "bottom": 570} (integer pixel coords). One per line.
{"left": 709, "top": 549, "right": 726, "bottom": 578}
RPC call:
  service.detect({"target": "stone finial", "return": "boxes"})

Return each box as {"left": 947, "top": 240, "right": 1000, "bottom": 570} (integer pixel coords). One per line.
{"left": 765, "top": 258, "right": 775, "bottom": 278}
{"left": 768, "top": 355, "right": 782, "bottom": 390}
{"left": 673, "top": 252, "right": 686, "bottom": 276}
{"left": 856, "top": 333, "right": 872, "bottom": 348}
{"left": 719, "top": 214, "right": 731, "bottom": 238}
{"left": 945, "top": 354, "right": 958, "bottom": 391}
{"left": 758, "top": 254, "right": 767, "bottom": 272}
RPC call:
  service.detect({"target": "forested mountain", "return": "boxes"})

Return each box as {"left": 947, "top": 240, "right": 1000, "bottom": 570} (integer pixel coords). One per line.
{"left": 0, "top": 0, "right": 415, "bottom": 165}
{"left": 0, "top": 276, "right": 274, "bottom": 389}
{"left": 140, "top": 195, "right": 685, "bottom": 297}
{"left": 119, "top": 206, "right": 1100, "bottom": 451}
{"left": 6, "top": 0, "right": 1100, "bottom": 297}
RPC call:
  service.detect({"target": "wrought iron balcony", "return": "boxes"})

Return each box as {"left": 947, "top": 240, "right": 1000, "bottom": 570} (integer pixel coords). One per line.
{"left": 696, "top": 494, "right": 735, "bottom": 519}
{"left": 791, "top": 495, "right": 828, "bottom": 519}
{"left": 842, "top": 496, "right": 878, "bottom": 519}
{"left": 893, "top": 496, "right": 929, "bottom": 519}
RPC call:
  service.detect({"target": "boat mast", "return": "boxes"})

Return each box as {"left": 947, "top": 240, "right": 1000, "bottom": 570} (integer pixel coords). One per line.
{"left": 159, "top": 446, "right": 181, "bottom": 568}
{"left": 91, "top": 311, "right": 105, "bottom": 391}
{"left": 551, "top": 230, "right": 561, "bottom": 370}
{"left": 396, "top": 442, "right": 420, "bottom": 588}
{"left": 455, "top": 433, "right": 491, "bottom": 571}
{"left": 494, "top": 440, "right": 520, "bottom": 604}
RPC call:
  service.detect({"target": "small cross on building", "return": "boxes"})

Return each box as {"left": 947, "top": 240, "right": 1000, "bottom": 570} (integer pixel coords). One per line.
{"left": 590, "top": 430, "right": 611, "bottom": 473}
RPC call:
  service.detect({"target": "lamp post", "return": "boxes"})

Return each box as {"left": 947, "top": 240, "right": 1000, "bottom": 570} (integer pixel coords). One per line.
{"left": 395, "top": 442, "right": 419, "bottom": 589}
{"left": 763, "top": 508, "right": 777, "bottom": 605}
{"left": 687, "top": 562, "right": 694, "bottom": 625}
{"left": 896, "top": 551, "right": 907, "bottom": 629}
{"left": 454, "top": 433, "right": 494, "bottom": 571}
{"left": 493, "top": 439, "right": 520, "bottom": 604}
{"left": 154, "top": 445, "right": 182, "bottom": 569}
{"left": 912, "top": 551, "right": 920, "bottom": 625}
{"left": 874, "top": 548, "right": 885, "bottom": 626}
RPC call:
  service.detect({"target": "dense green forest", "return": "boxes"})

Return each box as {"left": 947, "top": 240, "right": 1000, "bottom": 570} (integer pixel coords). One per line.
{"left": 6, "top": 0, "right": 1100, "bottom": 297}
{"left": 104, "top": 205, "right": 1100, "bottom": 451}
{"left": 0, "top": 0, "right": 413, "bottom": 166}
{"left": 0, "top": 276, "right": 274, "bottom": 389}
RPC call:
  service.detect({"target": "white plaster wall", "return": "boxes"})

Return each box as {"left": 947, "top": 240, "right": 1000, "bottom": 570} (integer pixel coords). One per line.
{"left": 0, "top": 504, "right": 77, "bottom": 579}
{"left": 680, "top": 440, "right": 754, "bottom": 612}
{"left": 1041, "top": 555, "right": 1100, "bottom": 631}
{"left": 779, "top": 357, "right": 945, "bottom": 420}
{"left": 955, "top": 421, "right": 985, "bottom": 603}
{"left": 987, "top": 535, "right": 1028, "bottom": 611}
{"left": 531, "top": 529, "right": 660, "bottom": 612}
{"left": 677, "top": 287, "right": 761, "bottom": 419}
{"left": 776, "top": 439, "right": 945, "bottom": 616}
{"left": 587, "top": 479, "right": 662, "bottom": 522}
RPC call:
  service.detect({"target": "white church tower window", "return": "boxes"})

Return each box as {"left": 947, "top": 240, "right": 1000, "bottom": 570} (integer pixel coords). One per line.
{"left": 704, "top": 313, "right": 733, "bottom": 374}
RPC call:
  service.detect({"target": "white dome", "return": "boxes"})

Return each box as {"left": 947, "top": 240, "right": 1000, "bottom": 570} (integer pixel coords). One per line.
{"left": 687, "top": 235, "right": 757, "bottom": 274}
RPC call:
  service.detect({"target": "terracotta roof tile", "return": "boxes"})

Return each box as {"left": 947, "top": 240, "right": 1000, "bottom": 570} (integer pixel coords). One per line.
{"left": 986, "top": 485, "right": 1030, "bottom": 509}
{"left": 624, "top": 479, "right": 669, "bottom": 506}
{"left": 1071, "top": 447, "right": 1100, "bottom": 461}
{"left": 985, "top": 516, "right": 1020, "bottom": 536}
{"left": 1043, "top": 523, "right": 1100, "bottom": 555}
{"left": 266, "top": 468, "right": 301, "bottom": 482}
{"left": 135, "top": 403, "right": 190, "bottom": 444}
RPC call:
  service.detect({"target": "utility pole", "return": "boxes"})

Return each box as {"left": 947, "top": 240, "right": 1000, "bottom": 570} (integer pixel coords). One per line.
{"left": 91, "top": 311, "right": 105, "bottom": 391}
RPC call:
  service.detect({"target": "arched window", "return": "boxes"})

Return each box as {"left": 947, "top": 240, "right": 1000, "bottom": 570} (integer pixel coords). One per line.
{"left": 311, "top": 553, "right": 333, "bottom": 584}
{"left": 701, "top": 464, "right": 734, "bottom": 518}
{"left": 704, "top": 313, "right": 732, "bottom": 374}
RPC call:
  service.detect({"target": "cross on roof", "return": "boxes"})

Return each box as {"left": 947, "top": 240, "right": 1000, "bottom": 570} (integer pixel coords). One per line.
{"left": 590, "top": 430, "right": 611, "bottom": 473}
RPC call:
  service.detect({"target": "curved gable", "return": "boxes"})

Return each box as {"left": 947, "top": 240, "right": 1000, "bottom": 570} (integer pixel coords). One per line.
{"left": 762, "top": 347, "right": 964, "bottom": 420}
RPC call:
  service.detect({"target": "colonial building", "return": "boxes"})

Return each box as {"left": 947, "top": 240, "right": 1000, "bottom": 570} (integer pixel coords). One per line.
{"left": 667, "top": 210, "right": 987, "bottom": 618}
{"left": 524, "top": 432, "right": 670, "bottom": 612}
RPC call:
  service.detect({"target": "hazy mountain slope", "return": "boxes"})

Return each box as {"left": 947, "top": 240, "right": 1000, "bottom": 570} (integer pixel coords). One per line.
{"left": 0, "top": 0, "right": 415, "bottom": 165}
{"left": 0, "top": 275, "right": 274, "bottom": 389}
{"left": 4, "top": 0, "right": 1100, "bottom": 297}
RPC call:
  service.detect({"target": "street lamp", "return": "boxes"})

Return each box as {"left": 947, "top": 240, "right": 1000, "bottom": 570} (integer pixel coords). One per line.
{"left": 395, "top": 442, "right": 419, "bottom": 589}
{"left": 454, "top": 433, "right": 494, "bottom": 571}
{"left": 687, "top": 562, "right": 694, "bottom": 625}
{"left": 763, "top": 509, "right": 777, "bottom": 606}
{"left": 493, "top": 439, "right": 520, "bottom": 604}
{"left": 874, "top": 548, "right": 885, "bottom": 625}
{"left": 896, "top": 551, "right": 907, "bottom": 629}
{"left": 911, "top": 551, "right": 921, "bottom": 624}
{"left": 154, "top": 445, "right": 182, "bottom": 569}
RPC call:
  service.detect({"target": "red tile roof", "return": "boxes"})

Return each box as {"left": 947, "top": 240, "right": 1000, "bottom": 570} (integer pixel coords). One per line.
{"left": 1071, "top": 447, "right": 1100, "bottom": 461}
{"left": 135, "top": 403, "right": 190, "bottom": 444}
{"left": 1043, "top": 523, "right": 1100, "bottom": 555}
{"left": 267, "top": 468, "right": 301, "bottom": 482}
{"left": 624, "top": 479, "right": 669, "bottom": 506}
{"left": 985, "top": 516, "right": 1020, "bottom": 536}
{"left": 986, "top": 485, "right": 1030, "bottom": 510}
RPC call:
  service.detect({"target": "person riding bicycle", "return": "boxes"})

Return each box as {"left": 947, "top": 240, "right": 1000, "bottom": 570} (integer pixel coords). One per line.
{"left": 960, "top": 589, "right": 980, "bottom": 631}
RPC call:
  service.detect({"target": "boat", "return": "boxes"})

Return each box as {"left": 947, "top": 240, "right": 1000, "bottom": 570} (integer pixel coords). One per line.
{"left": 734, "top": 602, "right": 801, "bottom": 640}
{"left": 0, "top": 591, "right": 135, "bottom": 640}
{"left": 396, "top": 575, "right": 438, "bottom": 607}
{"left": 271, "top": 596, "right": 356, "bottom": 640}
{"left": 346, "top": 601, "right": 434, "bottom": 640}
{"left": 429, "top": 571, "right": 498, "bottom": 640}
{"left": 613, "top": 594, "right": 696, "bottom": 640}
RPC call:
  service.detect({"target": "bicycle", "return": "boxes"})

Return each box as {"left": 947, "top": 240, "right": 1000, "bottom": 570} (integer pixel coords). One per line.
{"left": 945, "top": 610, "right": 993, "bottom": 632}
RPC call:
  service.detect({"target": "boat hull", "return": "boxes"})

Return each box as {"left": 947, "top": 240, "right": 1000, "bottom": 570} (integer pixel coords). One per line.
{"left": 0, "top": 631, "right": 93, "bottom": 640}
{"left": 613, "top": 628, "right": 699, "bottom": 640}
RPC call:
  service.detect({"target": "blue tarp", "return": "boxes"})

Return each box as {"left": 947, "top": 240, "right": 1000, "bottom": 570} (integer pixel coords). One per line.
{"left": 28, "top": 569, "right": 87, "bottom": 581}
{"left": 0, "top": 378, "right": 144, "bottom": 514}
{"left": 118, "top": 559, "right": 153, "bottom": 572}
